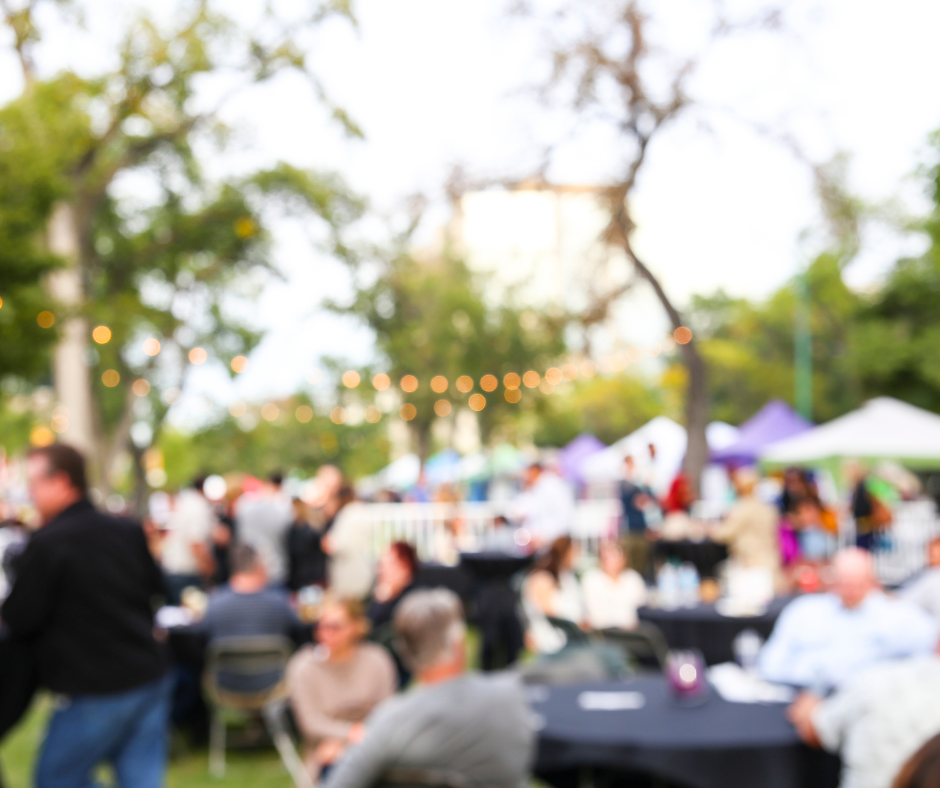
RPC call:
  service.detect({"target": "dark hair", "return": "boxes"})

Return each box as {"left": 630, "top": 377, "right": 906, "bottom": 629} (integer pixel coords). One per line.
{"left": 230, "top": 543, "right": 261, "bottom": 575}
{"left": 892, "top": 732, "right": 940, "bottom": 788}
{"left": 268, "top": 471, "right": 284, "bottom": 487}
{"left": 389, "top": 541, "right": 419, "bottom": 578}
{"left": 28, "top": 444, "right": 88, "bottom": 495}
{"left": 537, "top": 535, "right": 574, "bottom": 583}
{"left": 192, "top": 476, "right": 207, "bottom": 493}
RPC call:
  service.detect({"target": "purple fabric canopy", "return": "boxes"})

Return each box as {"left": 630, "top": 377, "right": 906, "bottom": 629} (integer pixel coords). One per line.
{"left": 559, "top": 433, "right": 607, "bottom": 486}
{"left": 711, "top": 400, "right": 812, "bottom": 466}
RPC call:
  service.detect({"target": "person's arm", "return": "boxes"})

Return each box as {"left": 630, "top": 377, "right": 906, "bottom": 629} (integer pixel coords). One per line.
{"left": 1, "top": 536, "right": 62, "bottom": 637}
{"left": 321, "top": 706, "right": 397, "bottom": 788}
{"left": 525, "top": 571, "right": 557, "bottom": 617}
{"left": 757, "top": 601, "right": 810, "bottom": 685}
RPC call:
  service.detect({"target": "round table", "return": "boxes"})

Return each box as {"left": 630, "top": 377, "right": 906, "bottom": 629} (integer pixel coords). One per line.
{"left": 652, "top": 540, "right": 729, "bottom": 579}
{"left": 639, "top": 598, "right": 789, "bottom": 666}
{"left": 530, "top": 677, "right": 839, "bottom": 788}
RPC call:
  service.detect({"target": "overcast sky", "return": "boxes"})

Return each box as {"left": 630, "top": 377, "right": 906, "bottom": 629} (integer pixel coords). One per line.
{"left": 4, "top": 0, "right": 940, "bottom": 424}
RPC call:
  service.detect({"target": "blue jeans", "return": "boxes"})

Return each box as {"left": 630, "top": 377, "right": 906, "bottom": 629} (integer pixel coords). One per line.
{"left": 36, "top": 674, "right": 171, "bottom": 788}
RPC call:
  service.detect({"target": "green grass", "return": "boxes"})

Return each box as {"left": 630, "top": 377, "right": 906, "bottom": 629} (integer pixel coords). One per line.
{"left": 0, "top": 697, "right": 294, "bottom": 788}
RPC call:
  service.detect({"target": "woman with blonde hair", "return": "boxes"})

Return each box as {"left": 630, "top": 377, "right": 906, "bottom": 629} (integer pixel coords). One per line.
{"left": 287, "top": 597, "right": 396, "bottom": 780}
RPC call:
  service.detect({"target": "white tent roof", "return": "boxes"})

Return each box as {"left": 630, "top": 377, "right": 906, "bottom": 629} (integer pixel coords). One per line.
{"left": 761, "top": 397, "right": 940, "bottom": 464}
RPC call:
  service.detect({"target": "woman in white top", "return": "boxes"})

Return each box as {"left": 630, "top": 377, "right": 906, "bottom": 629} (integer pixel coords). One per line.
{"left": 524, "top": 536, "right": 585, "bottom": 652}
{"left": 582, "top": 541, "right": 647, "bottom": 630}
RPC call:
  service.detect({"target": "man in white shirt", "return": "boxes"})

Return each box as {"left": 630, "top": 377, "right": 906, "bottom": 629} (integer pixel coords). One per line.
{"left": 582, "top": 541, "right": 647, "bottom": 630}
{"left": 758, "top": 548, "right": 938, "bottom": 692}
{"left": 788, "top": 655, "right": 940, "bottom": 788}
{"left": 162, "top": 478, "right": 216, "bottom": 604}
{"left": 512, "top": 463, "right": 575, "bottom": 547}
{"left": 900, "top": 537, "right": 940, "bottom": 627}
{"left": 236, "top": 472, "right": 293, "bottom": 587}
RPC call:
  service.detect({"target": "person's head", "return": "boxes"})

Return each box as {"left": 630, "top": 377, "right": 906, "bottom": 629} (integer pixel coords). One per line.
{"left": 598, "top": 541, "right": 626, "bottom": 578}
{"left": 291, "top": 497, "right": 309, "bottom": 523}
{"left": 268, "top": 471, "right": 284, "bottom": 490}
{"left": 377, "top": 541, "right": 418, "bottom": 594}
{"left": 524, "top": 462, "right": 543, "bottom": 488}
{"left": 732, "top": 467, "right": 760, "bottom": 498}
{"left": 192, "top": 476, "right": 208, "bottom": 494}
{"left": 26, "top": 444, "right": 88, "bottom": 524}
{"left": 784, "top": 467, "right": 806, "bottom": 493}
{"left": 539, "top": 535, "right": 576, "bottom": 582}
{"left": 830, "top": 548, "right": 877, "bottom": 609}
{"left": 623, "top": 455, "right": 636, "bottom": 477}
{"left": 494, "top": 514, "right": 509, "bottom": 528}
{"left": 927, "top": 538, "right": 940, "bottom": 568}
{"left": 230, "top": 542, "right": 267, "bottom": 589}
{"left": 891, "top": 732, "right": 940, "bottom": 788}
{"left": 316, "top": 597, "right": 369, "bottom": 658}
{"left": 394, "top": 589, "right": 466, "bottom": 681}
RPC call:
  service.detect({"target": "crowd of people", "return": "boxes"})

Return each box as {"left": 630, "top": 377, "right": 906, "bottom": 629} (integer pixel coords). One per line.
{"left": 1, "top": 441, "right": 940, "bottom": 788}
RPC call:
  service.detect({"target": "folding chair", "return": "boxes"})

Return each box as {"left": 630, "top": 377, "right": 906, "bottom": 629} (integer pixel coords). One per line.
{"left": 594, "top": 622, "right": 670, "bottom": 671}
{"left": 203, "top": 636, "right": 311, "bottom": 788}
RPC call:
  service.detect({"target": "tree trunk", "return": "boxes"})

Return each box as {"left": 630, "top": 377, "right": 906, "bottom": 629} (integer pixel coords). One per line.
{"left": 47, "top": 202, "right": 100, "bottom": 478}
{"left": 608, "top": 204, "right": 710, "bottom": 493}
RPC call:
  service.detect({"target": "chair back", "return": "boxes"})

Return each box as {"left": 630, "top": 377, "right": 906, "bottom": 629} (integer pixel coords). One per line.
{"left": 203, "top": 635, "right": 294, "bottom": 710}
{"left": 545, "top": 616, "right": 590, "bottom": 645}
{"left": 596, "top": 623, "right": 669, "bottom": 671}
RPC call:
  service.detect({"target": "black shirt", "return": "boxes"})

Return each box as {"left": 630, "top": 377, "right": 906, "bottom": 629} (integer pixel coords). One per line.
{"left": 1, "top": 500, "right": 168, "bottom": 695}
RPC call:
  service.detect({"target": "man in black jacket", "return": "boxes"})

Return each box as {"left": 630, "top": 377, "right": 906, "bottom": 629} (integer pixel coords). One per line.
{"left": 2, "top": 444, "right": 169, "bottom": 788}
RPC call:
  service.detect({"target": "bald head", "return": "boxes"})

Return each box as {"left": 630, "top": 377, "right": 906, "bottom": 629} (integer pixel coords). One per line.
{"left": 831, "top": 548, "right": 877, "bottom": 608}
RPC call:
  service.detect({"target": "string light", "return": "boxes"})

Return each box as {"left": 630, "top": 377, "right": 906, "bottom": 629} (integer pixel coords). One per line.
{"left": 37, "top": 311, "right": 55, "bottom": 328}
{"left": 342, "top": 370, "right": 361, "bottom": 388}
{"left": 434, "top": 400, "right": 451, "bottom": 417}
{"left": 92, "top": 325, "right": 111, "bottom": 344}
{"left": 365, "top": 406, "right": 382, "bottom": 423}
{"left": 189, "top": 347, "right": 207, "bottom": 365}
{"left": 545, "top": 367, "right": 563, "bottom": 385}
{"left": 132, "top": 379, "right": 150, "bottom": 397}
{"left": 143, "top": 338, "right": 161, "bottom": 356}
{"left": 480, "top": 374, "right": 497, "bottom": 392}
{"left": 456, "top": 375, "right": 473, "bottom": 393}
{"left": 505, "top": 389, "right": 521, "bottom": 403}
{"left": 229, "top": 401, "right": 247, "bottom": 417}
{"left": 102, "top": 370, "right": 120, "bottom": 387}
{"left": 231, "top": 356, "right": 249, "bottom": 373}
{"left": 401, "top": 375, "right": 418, "bottom": 393}
{"left": 330, "top": 407, "right": 346, "bottom": 424}
{"left": 523, "top": 371, "right": 540, "bottom": 388}
{"left": 468, "top": 394, "right": 486, "bottom": 411}
{"left": 431, "top": 375, "right": 448, "bottom": 393}
{"left": 261, "top": 403, "right": 279, "bottom": 421}
{"left": 503, "top": 373, "right": 521, "bottom": 390}
{"left": 400, "top": 403, "right": 417, "bottom": 421}
{"left": 674, "top": 326, "right": 693, "bottom": 344}
{"left": 295, "top": 405, "right": 313, "bottom": 423}
{"left": 373, "top": 373, "right": 390, "bottom": 390}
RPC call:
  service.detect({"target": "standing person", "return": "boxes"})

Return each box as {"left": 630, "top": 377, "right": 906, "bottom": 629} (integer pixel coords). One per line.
{"left": 849, "top": 462, "right": 892, "bottom": 552}
{"left": 512, "top": 463, "right": 575, "bottom": 548}
{"left": 236, "top": 471, "right": 292, "bottom": 587}
{"left": 287, "top": 498, "right": 327, "bottom": 591}
{"left": 619, "top": 455, "right": 655, "bottom": 578}
{"left": 715, "top": 468, "right": 782, "bottom": 579}
{"left": 324, "top": 491, "right": 372, "bottom": 599}
{"left": 2, "top": 444, "right": 170, "bottom": 788}
{"left": 161, "top": 477, "right": 216, "bottom": 604}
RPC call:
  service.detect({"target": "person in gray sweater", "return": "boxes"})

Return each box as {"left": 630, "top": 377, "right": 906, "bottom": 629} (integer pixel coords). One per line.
{"left": 323, "top": 589, "right": 535, "bottom": 788}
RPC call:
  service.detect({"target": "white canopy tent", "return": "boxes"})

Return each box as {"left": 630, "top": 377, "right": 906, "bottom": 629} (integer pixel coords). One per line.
{"left": 581, "top": 417, "right": 740, "bottom": 495}
{"left": 761, "top": 397, "right": 940, "bottom": 465}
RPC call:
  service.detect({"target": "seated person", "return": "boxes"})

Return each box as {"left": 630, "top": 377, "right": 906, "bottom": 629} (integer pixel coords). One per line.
{"left": 788, "top": 654, "right": 940, "bottom": 788}
{"left": 758, "top": 548, "right": 937, "bottom": 692}
{"left": 288, "top": 598, "right": 396, "bottom": 781}
{"left": 893, "top": 731, "right": 940, "bottom": 788}
{"left": 582, "top": 541, "right": 647, "bottom": 630}
{"left": 202, "top": 543, "right": 299, "bottom": 643}
{"left": 367, "top": 542, "right": 418, "bottom": 631}
{"left": 523, "top": 536, "right": 585, "bottom": 653}
{"left": 900, "top": 537, "right": 940, "bottom": 627}
{"left": 323, "top": 589, "right": 534, "bottom": 788}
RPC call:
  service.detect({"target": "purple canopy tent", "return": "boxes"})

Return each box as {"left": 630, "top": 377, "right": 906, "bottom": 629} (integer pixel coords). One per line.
{"left": 558, "top": 433, "right": 607, "bottom": 486}
{"left": 711, "top": 400, "right": 812, "bottom": 466}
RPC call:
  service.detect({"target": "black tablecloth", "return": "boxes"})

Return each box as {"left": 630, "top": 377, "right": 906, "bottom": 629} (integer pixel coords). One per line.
{"left": 652, "top": 540, "right": 729, "bottom": 579}
{"left": 638, "top": 598, "right": 789, "bottom": 666}
{"left": 531, "top": 677, "right": 839, "bottom": 788}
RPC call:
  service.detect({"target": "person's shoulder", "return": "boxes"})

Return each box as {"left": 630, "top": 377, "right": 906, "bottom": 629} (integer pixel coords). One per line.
{"left": 781, "top": 592, "right": 834, "bottom": 616}
{"left": 359, "top": 641, "right": 396, "bottom": 669}
{"left": 581, "top": 567, "right": 604, "bottom": 585}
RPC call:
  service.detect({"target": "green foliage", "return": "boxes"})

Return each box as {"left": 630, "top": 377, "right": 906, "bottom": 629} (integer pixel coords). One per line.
{"left": 158, "top": 399, "right": 389, "bottom": 488}
{"left": 691, "top": 253, "right": 865, "bottom": 425}
{"left": 335, "top": 254, "right": 567, "bottom": 456}
{"left": 532, "top": 373, "right": 667, "bottom": 447}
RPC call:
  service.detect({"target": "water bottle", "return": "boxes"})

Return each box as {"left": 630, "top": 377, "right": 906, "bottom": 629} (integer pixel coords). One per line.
{"left": 658, "top": 562, "right": 680, "bottom": 610}
{"left": 678, "top": 562, "right": 700, "bottom": 608}
{"left": 733, "top": 629, "right": 763, "bottom": 674}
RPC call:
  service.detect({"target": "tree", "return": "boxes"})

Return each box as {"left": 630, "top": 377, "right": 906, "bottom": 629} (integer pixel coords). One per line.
{"left": 514, "top": 1, "right": 781, "bottom": 489}
{"left": 851, "top": 132, "right": 940, "bottom": 413}
{"left": 689, "top": 253, "right": 865, "bottom": 425}
{"left": 334, "top": 253, "right": 567, "bottom": 460}
{"left": 0, "top": 0, "right": 361, "bottom": 504}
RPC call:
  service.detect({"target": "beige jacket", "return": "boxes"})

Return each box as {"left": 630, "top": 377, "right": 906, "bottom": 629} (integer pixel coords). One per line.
{"left": 715, "top": 496, "right": 781, "bottom": 572}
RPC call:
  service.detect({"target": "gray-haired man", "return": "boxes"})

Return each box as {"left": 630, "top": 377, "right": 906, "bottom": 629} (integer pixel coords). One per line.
{"left": 323, "top": 589, "right": 535, "bottom": 788}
